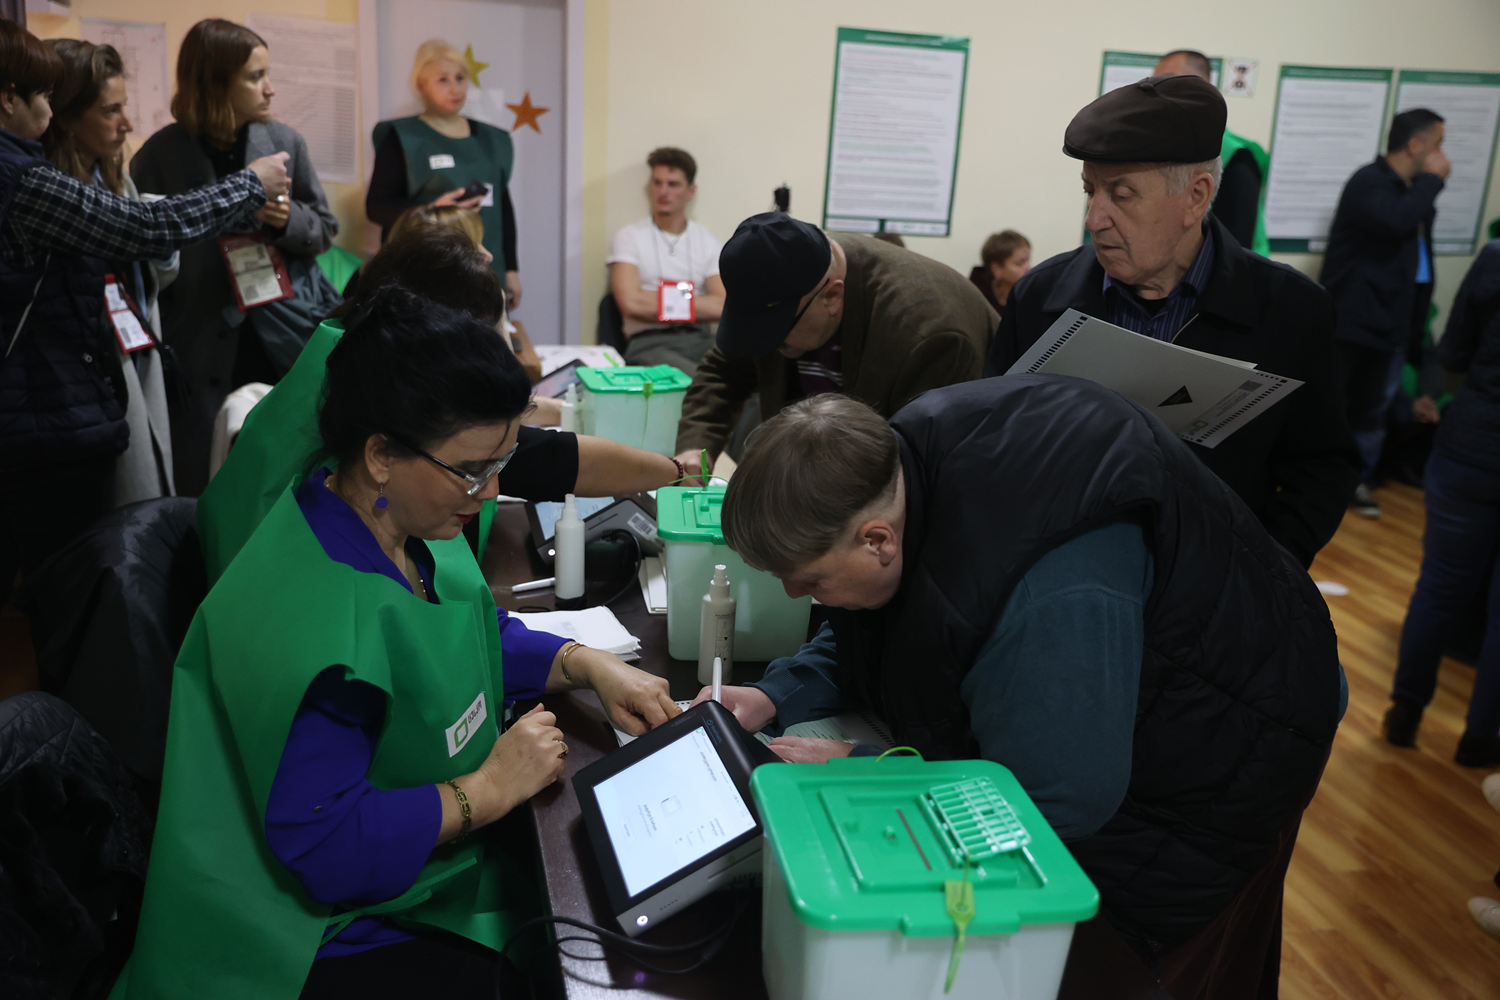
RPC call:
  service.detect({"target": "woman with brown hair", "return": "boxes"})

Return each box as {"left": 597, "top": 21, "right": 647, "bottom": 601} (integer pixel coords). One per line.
{"left": 42, "top": 38, "right": 177, "bottom": 502}
{"left": 131, "top": 17, "right": 340, "bottom": 496}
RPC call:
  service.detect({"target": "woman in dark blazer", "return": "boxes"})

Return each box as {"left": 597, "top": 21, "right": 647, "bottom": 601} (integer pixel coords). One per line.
{"left": 132, "top": 18, "right": 339, "bottom": 495}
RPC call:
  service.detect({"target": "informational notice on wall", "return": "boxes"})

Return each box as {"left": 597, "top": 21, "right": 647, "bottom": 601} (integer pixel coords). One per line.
{"left": 1097, "top": 50, "right": 1221, "bottom": 95}
{"left": 1263, "top": 65, "right": 1393, "bottom": 253}
{"left": 1394, "top": 70, "right": 1500, "bottom": 255}
{"left": 822, "top": 28, "right": 969, "bottom": 238}
{"left": 245, "top": 14, "right": 360, "bottom": 184}
{"left": 80, "top": 19, "right": 170, "bottom": 145}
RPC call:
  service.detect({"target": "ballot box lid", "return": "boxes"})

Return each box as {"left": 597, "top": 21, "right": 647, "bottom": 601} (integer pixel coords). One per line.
{"left": 576, "top": 364, "right": 693, "bottom": 395}
{"left": 655, "top": 486, "right": 728, "bottom": 543}
{"left": 750, "top": 757, "right": 1099, "bottom": 936}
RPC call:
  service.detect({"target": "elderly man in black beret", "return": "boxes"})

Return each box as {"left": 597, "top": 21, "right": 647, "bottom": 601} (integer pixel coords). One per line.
{"left": 985, "top": 75, "right": 1358, "bottom": 568}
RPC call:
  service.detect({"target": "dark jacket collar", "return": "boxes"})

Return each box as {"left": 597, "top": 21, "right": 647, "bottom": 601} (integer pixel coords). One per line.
{"left": 1043, "top": 216, "right": 1262, "bottom": 335}
{"left": 0, "top": 128, "right": 45, "bottom": 159}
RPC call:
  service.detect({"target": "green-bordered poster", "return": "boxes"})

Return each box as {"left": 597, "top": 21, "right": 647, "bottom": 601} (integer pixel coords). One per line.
{"left": 1263, "top": 65, "right": 1394, "bottom": 253}
{"left": 822, "top": 28, "right": 970, "bottom": 238}
{"left": 1098, "top": 50, "right": 1222, "bottom": 95}
{"left": 1395, "top": 69, "right": 1500, "bottom": 255}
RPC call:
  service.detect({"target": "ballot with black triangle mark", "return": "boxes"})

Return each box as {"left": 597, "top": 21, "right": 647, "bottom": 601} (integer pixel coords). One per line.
{"left": 1159, "top": 386, "right": 1193, "bottom": 406}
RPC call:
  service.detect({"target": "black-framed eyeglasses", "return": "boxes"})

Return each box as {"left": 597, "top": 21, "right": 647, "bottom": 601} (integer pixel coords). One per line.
{"left": 393, "top": 435, "right": 519, "bottom": 498}
{"left": 787, "top": 277, "right": 831, "bottom": 335}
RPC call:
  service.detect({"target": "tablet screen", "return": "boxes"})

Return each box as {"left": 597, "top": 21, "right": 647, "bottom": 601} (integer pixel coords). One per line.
{"left": 592, "top": 725, "right": 758, "bottom": 897}
{"left": 532, "top": 496, "right": 614, "bottom": 540}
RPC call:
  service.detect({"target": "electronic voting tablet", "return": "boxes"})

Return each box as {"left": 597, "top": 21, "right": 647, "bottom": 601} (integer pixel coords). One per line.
{"left": 574, "top": 700, "right": 778, "bottom": 936}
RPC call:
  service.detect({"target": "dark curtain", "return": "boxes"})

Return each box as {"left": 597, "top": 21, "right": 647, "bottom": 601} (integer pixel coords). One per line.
{"left": 0, "top": 3, "right": 25, "bottom": 28}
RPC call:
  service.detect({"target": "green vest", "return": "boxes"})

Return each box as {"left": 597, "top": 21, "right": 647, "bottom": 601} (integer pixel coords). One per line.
{"left": 199, "top": 319, "right": 498, "bottom": 583}
{"left": 112, "top": 487, "right": 527, "bottom": 999}
{"left": 371, "top": 116, "right": 515, "bottom": 279}
{"left": 1220, "top": 129, "right": 1272, "bottom": 257}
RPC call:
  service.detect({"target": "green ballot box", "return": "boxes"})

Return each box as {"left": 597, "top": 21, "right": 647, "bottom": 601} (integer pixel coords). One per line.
{"left": 655, "top": 486, "right": 813, "bottom": 663}
{"left": 751, "top": 756, "right": 1098, "bottom": 1000}
{"left": 575, "top": 365, "right": 692, "bottom": 456}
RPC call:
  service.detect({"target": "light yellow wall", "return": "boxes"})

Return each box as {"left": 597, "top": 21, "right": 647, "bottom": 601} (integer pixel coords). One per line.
{"left": 594, "top": 0, "right": 1500, "bottom": 336}
{"left": 579, "top": 0, "right": 610, "bottom": 335}
{"left": 30, "top": 0, "right": 369, "bottom": 255}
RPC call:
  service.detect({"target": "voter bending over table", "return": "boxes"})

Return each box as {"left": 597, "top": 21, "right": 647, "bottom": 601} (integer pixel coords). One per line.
{"left": 116, "top": 288, "right": 677, "bottom": 999}
{"left": 695, "top": 384, "right": 1344, "bottom": 1000}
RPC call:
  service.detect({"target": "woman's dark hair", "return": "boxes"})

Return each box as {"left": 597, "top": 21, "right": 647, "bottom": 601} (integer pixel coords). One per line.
{"left": 330, "top": 227, "right": 504, "bottom": 324}
{"left": 319, "top": 286, "right": 532, "bottom": 469}
{"left": 43, "top": 39, "right": 126, "bottom": 192}
{"left": 171, "top": 19, "right": 266, "bottom": 145}
{"left": 0, "top": 19, "right": 64, "bottom": 100}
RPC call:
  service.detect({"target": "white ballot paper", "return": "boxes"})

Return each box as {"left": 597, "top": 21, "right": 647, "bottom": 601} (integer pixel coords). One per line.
{"left": 613, "top": 703, "right": 893, "bottom": 750}
{"left": 1006, "top": 310, "right": 1302, "bottom": 449}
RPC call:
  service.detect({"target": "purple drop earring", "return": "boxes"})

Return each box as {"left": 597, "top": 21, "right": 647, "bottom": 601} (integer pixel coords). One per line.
{"left": 375, "top": 482, "right": 389, "bottom": 510}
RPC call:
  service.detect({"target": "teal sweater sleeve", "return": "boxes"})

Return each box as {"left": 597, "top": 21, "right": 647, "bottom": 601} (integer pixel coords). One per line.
{"left": 960, "top": 521, "right": 1153, "bottom": 841}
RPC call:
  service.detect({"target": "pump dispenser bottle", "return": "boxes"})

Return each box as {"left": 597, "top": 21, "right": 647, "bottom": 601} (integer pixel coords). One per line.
{"left": 698, "top": 564, "right": 736, "bottom": 685}
{"left": 554, "top": 493, "right": 586, "bottom": 608}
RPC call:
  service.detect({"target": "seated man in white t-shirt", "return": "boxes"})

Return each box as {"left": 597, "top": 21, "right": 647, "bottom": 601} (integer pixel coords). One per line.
{"left": 607, "top": 147, "right": 726, "bottom": 375}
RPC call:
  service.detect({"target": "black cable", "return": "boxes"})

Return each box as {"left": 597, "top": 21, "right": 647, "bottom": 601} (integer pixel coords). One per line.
{"left": 592, "top": 528, "right": 644, "bottom": 609}
{"left": 495, "top": 889, "right": 750, "bottom": 996}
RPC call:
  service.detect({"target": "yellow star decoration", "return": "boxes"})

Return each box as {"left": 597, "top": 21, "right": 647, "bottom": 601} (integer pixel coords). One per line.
{"left": 506, "top": 92, "right": 550, "bottom": 134}
{"left": 462, "top": 45, "right": 488, "bottom": 85}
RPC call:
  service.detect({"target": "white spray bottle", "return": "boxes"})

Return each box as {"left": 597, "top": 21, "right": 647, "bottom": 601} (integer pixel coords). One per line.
{"left": 554, "top": 493, "right": 586, "bottom": 607}
{"left": 559, "top": 383, "right": 578, "bottom": 433}
{"left": 698, "top": 564, "right": 736, "bottom": 686}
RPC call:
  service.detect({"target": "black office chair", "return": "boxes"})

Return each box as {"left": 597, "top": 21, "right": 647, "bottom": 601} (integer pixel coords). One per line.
{"left": 18, "top": 498, "right": 206, "bottom": 812}
{"left": 597, "top": 292, "right": 627, "bottom": 354}
{"left": 0, "top": 691, "right": 153, "bottom": 1000}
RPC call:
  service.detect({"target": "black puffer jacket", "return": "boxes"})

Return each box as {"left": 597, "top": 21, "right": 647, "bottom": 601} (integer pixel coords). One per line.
{"left": 824, "top": 376, "right": 1342, "bottom": 953}
{"left": 1436, "top": 240, "right": 1500, "bottom": 473}
{"left": 0, "top": 129, "right": 128, "bottom": 468}
{"left": 0, "top": 692, "right": 152, "bottom": 1000}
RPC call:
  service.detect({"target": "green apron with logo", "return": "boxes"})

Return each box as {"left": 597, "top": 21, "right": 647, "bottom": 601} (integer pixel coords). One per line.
{"left": 199, "top": 319, "right": 498, "bottom": 582}
{"left": 1221, "top": 129, "right": 1272, "bottom": 257}
{"left": 371, "top": 116, "right": 515, "bottom": 280}
{"left": 112, "top": 486, "right": 528, "bottom": 999}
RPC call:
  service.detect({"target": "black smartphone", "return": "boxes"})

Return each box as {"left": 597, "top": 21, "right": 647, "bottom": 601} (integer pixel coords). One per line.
{"left": 460, "top": 180, "right": 489, "bottom": 202}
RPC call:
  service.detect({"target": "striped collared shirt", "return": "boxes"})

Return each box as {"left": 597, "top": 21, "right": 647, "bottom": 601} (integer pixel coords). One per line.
{"left": 1102, "top": 225, "right": 1216, "bottom": 343}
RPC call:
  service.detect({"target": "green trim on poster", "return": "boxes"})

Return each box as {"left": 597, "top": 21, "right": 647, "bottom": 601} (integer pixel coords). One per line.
{"left": 1097, "top": 50, "right": 1223, "bottom": 96}
{"left": 822, "top": 27, "right": 970, "bottom": 236}
{"left": 1395, "top": 67, "right": 1500, "bottom": 255}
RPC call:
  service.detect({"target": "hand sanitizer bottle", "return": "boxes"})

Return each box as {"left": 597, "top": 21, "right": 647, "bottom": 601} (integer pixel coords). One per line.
{"left": 554, "top": 494, "right": 586, "bottom": 608}
{"left": 698, "top": 564, "right": 736, "bottom": 686}
{"left": 559, "top": 383, "right": 577, "bottom": 433}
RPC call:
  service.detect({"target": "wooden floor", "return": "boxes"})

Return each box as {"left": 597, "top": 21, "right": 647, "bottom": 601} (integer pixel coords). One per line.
{"left": 0, "top": 481, "right": 1496, "bottom": 995}
{"left": 1287, "top": 481, "right": 1500, "bottom": 1000}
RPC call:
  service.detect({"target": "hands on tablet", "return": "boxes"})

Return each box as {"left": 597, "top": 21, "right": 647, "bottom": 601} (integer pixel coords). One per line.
{"left": 689, "top": 684, "right": 776, "bottom": 733}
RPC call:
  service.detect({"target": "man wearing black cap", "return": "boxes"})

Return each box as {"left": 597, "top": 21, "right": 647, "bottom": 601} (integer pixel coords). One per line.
{"left": 673, "top": 213, "right": 996, "bottom": 477}
{"left": 984, "top": 74, "right": 1358, "bottom": 568}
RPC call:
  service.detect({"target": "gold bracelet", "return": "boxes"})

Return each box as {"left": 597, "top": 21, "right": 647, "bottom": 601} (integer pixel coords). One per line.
{"left": 446, "top": 779, "right": 471, "bottom": 842}
{"left": 559, "top": 640, "right": 587, "bottom": 685}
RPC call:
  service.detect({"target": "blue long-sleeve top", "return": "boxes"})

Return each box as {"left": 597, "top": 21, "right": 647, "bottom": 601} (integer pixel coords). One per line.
{"left": 264, "top": 470, "right": 569, "bottom": 959}
{"left": 749, "top": 521, "right": 1154, "bottom": 842}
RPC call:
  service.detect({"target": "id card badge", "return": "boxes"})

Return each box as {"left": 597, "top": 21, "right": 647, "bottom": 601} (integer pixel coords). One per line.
{"left": 657, "top": 280, "right": 696, "bottom": 323}
{"left": 216, "top": 232, "right": 295, "bottom": 311}
{"left": 104, "top": 275, "right": 153, "bottom": 353}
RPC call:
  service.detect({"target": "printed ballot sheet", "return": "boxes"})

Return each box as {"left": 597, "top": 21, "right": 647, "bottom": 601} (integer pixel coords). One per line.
{"left": 1395, "top": 71, "right": 1500, "bottom": 255}
{"left": 1263, "top": 66, "right": 1393, "bottom": 253}
{"left": 593, "top": 726, "right": 757, "bottom": 897}
{"left": 245, "top": 14, "right": 360, "bottom": 183}
{"left": 1006, "top": 310, "right": 1302, "bottom": 449}
{"left": 822, "top": 28, "right": 969, "bottom": 237}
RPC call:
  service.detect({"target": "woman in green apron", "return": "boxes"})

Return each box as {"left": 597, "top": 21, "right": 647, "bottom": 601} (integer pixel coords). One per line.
{"left": 114, "top": 288, "right": 677, "bottom": 999}
{"left": 366, "top": 39, "right": 521, "bottom": 308}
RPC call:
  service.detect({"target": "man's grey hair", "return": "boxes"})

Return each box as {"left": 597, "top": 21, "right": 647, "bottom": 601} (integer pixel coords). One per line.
{"left": 1160, "top": 157, "right": 1223, "bottom": 198}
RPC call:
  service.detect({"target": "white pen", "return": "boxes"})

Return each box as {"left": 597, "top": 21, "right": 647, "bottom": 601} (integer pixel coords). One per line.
{"left": 510, "top": 576, "right": 555, "bottom": 594}
{"left": 712, "top": 656, "right": 723, "bottom": 704}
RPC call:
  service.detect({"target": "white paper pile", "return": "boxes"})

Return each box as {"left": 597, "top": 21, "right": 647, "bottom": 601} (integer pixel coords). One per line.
{"left": 514, "top": 606, "right": 642, "bottom": 661}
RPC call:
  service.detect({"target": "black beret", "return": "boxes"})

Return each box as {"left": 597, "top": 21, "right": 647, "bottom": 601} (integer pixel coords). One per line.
{"left": 1063, "top": 74, "right": 1227, "bottom": 163}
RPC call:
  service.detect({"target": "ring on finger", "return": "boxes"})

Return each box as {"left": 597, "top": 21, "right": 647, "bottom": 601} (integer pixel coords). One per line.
{"left": 556, "top": 739, "right": 568, "bottom": 759}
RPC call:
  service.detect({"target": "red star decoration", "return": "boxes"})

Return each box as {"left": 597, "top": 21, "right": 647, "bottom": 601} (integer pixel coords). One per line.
{"left": 506, "top": 92, "right": 549, "bottom": 134}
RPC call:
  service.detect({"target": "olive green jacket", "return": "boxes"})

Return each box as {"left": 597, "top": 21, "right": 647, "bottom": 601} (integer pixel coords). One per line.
{"left": 675, "top": 234, "right": 999, "bottom": 457}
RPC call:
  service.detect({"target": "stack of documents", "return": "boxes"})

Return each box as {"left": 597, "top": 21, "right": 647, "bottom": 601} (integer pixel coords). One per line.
{"left": 637, "top": 556, "right": 667, "bottom": 614}
{"left": 514, "top": 606, "right": 642, "bottom": 662}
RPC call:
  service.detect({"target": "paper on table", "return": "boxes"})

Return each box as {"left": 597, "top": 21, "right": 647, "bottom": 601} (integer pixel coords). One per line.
{"left": 1007, "top": 309, "right": 1302, "bottom": 449}
{"left": 753, "top": 712, "right": 895, "bottom": 749}
{"left": 637, "top": 556, "right": 667, "bottom": 615}
{"left": 514, "top": 606, "right": 641, "bottom": 661}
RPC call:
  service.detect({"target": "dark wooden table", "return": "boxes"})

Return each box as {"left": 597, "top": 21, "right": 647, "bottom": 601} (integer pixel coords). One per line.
{"left": 482, "top": 503, "right": 771, "bottom": 1000}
